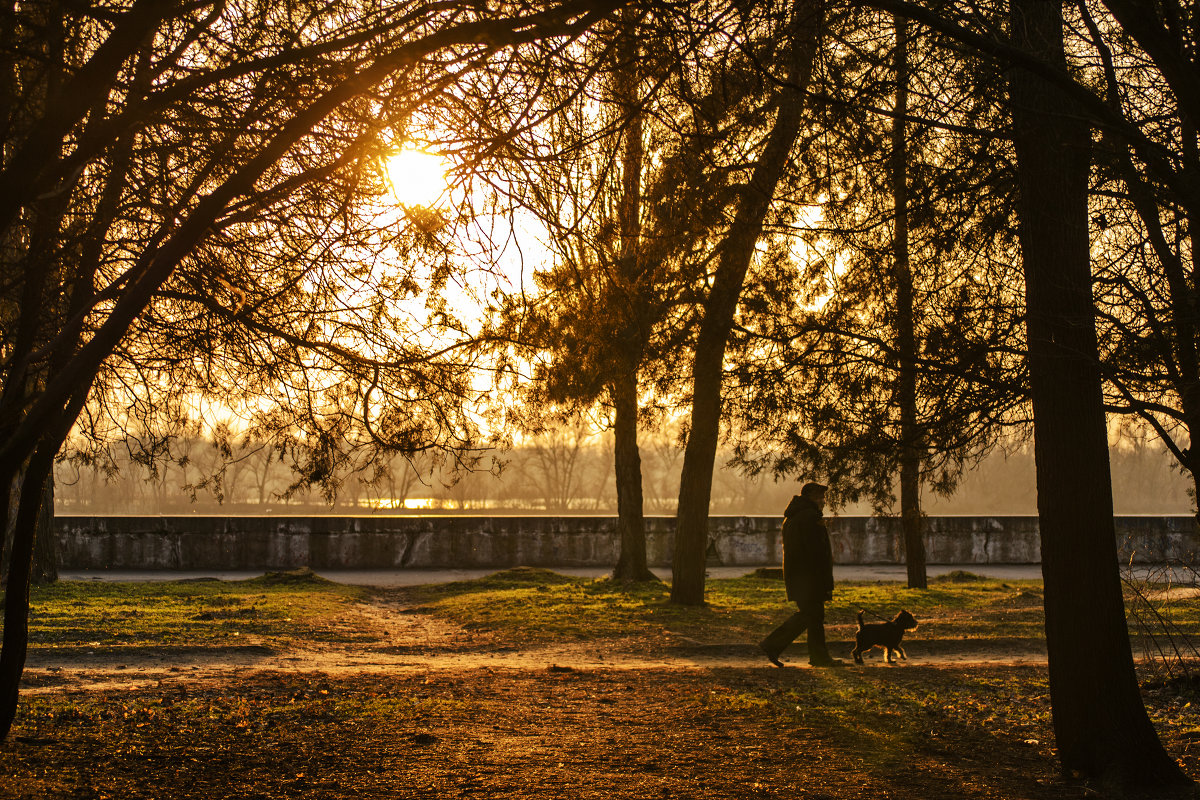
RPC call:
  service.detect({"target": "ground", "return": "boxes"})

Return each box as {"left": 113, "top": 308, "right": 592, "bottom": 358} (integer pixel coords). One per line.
{"left": 1, "top": 568, "right": 1198, "bottom": 798}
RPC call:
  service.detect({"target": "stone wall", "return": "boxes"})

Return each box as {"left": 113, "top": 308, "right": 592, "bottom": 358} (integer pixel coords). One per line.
{"left": 54, "top": 515, "right": 1200, "bottom": 570}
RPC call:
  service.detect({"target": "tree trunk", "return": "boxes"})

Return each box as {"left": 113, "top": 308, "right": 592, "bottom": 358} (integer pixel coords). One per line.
{"left": 1180, "top": 210, "right": 1200, "bottom": 521}
{"left": 30, "top": 477, "right": 56, "bottom": 585}
{"left": 610, "top": 14, "right": 654, "bottom": 583}
{"left": 611, "top": 370, "right": 654, "bottom": 581}
{"left": 0, "top": 376, "right": 92, "bottom": 742}
{"left": 891, "top": 16, "right": 926, "bottom": 590}
{"left": 0, "top": 470, "right": 55, "bottom": 587}
{"left": 673, "top": 339, "right": 725, "bottom": 604}
{"left": 671, "top": 0, "right": 824, "bottom": 605}
{"left": 1191, "top": 470, "right": 1200, "bottom": 523}
{"left": 899, "top": 452, "right": 924, "bottom": 588}
{"left": 1010, "top": 0, "right": 1189, "bottom": 790}
{"left": 0, "top": 444, "right": 53, "bottom": 742}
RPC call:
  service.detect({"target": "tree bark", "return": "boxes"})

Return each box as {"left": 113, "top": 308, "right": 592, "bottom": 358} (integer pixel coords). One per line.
{"left": 4, "top": 472, "right": 58, "bottom": 587}
{"left": 611, "top": 370, "right": 654, "bottom": 580}
{"left": 610, "top": 15, "right": 655, "bottom": 582}
{"left": 671, "top": 0, "right": 824, "bottom": 605}
{"left": 0, "top": 374, "right": 95, "bottom": 742}
{"left": 0, "top": 443, "right": 54, "bottom": 742}
{"left": 31, "top": 478, "right": 56, "bottom": 585}
{"left": 891, "top": 15, "right": 926, "bottom": 590}
{"left": 1010, "top": 0, "right": 1190, "bottom": 789}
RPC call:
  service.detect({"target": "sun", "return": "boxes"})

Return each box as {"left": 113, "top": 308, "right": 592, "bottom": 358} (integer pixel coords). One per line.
{"left": 384, "top": 148, "right": 448, "bottom": 208}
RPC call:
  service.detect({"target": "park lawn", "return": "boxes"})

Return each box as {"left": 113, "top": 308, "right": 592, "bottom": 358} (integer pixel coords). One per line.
{"left": 23, "top": 569, "right": 374, "bottom": 652}
{"left": 20, "top": 567, "right": 1200, "bottom": 655}
{"left": 4, "top": 663, "right": 1200, "bottom": 799}
{"left": 394, "top": 568, "right": 1110, "bottom": 646}
{"left": 6, "top": 568, "right": 1200, "bottom": 798}
{"left": 2, "top": 666, "right": 1075, "bottom": 800}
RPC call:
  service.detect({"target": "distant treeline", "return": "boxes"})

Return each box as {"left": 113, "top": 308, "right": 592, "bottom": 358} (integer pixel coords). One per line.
{"left": 54, "top": 428, "right": 1191, "bottom": 517}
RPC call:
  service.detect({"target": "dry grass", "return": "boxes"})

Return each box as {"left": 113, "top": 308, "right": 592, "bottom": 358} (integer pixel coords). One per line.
{"left": 1, "top": 568, "right": 1198, "bottom": 799}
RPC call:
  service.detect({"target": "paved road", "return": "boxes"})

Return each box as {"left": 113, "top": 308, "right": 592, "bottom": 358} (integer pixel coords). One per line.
{"left": 59, "top": 564, "right": 1050, "bottom": 586}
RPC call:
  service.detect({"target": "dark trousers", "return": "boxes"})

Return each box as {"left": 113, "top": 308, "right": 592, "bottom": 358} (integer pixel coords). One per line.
{"left": 760, "top": 598, "right": 828, "bottom": 662}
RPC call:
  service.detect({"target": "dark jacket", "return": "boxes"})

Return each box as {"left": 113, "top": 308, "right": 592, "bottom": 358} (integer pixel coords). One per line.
{"left": 781, "top": 494, "right": 834, "bottom": 603}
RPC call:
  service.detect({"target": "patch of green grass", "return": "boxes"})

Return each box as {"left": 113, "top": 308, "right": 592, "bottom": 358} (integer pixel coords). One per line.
{"left": 397, "top": 568, "right": 1053, "bottom": 645}
{"left": 25, "top": 567, "right": 1200, "bottom": 655}
{"left": 26, "top": 572, "right": 372, "bottom": 651}
{"left": 401, "top": 568, "right": 1200, "bottom": 647}
{"left": 933, "top": 569, "right": 992, "bottom": 583}
{"left": 405, "top": 569, "right": 675, "bottom": 642}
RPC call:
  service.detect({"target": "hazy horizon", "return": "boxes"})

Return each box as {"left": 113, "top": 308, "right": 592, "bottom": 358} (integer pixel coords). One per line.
{"left": 53, "top": 434, "right": 1193, "bottom": 518}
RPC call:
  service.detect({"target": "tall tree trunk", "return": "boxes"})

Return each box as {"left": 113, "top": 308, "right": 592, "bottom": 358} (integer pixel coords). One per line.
{"left": 0, "top": 443, "right": 54, "bottom": 742}
{"left": 611, "top": 14, "right": 654, "bottom": 582}
{"left": 1182, "top": 214, "right": 1200, "bottom": 521}
{"left": 31, "top": 477, "right": 56, "bottom": 585}
{"left": 671, "top": 0, "right": 824, "bottom": 605}
{"left": 891, "top": 15, "right": 926, "bottom": 590}
{"left": 1010, "top": 0, "right": 1189, "bottom": 790}
{"left": 4, "top": 471, "right": 57, "bottom": 587}
{"left": 611, "top": 370, "right": 654, "bottom": 580}
{"left": 0, "top": 375, "right": 92, "bottom": 742}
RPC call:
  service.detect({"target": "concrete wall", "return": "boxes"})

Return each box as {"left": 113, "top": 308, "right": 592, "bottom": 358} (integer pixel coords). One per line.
{"left": 54, "top": 515, "right": 1200, "bottom": 570}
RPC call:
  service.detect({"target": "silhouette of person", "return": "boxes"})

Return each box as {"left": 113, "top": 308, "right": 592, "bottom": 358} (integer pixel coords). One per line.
{"left": 758, "top": 481, "right": 842, "bottom": 667}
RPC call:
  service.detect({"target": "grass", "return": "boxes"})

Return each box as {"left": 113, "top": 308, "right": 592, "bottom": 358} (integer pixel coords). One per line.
{"left": 6, "top": 567, "right": 1200, "bottom": 798}
{"left": 395, "top": 567, "right": 1055, "bottom": 645}
{"left": 5, "top": 665, "right": 1199, "bottom": 799}
{"left": 1, "top": 668, "right": 1080, "bottom": 800}
{"left": 21, "top": 566, "right": 1200, "bottom": 654}
{"left": 24, "top": 568, "right": 373, "bottom": 651}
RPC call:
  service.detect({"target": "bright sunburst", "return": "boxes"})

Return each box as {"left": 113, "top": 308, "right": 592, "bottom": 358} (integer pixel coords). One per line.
{"left": 384, "top": 148, "right": 448, "bottom": 208}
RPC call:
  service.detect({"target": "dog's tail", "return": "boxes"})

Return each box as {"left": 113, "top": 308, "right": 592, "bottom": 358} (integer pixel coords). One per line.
{"left": 856, "top": 609, "right": 864, "bottom": 630}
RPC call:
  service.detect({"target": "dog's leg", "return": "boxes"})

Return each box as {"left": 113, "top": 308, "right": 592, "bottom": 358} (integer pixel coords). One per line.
{"left": 884, "top": 646, "right": 895, "bottom": 663}
{"left": 897, "top": 645, "right": 907, "bottom": 660}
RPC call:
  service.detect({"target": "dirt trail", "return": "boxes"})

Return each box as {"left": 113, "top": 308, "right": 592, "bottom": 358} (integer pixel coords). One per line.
{"left": 19, "top": 596, "right": 1050, "bottom": 695}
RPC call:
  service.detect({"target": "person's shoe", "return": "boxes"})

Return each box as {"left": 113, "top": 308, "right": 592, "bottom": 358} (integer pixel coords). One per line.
{"left": 758, "top": 642, "right": 785, "bottom": 668}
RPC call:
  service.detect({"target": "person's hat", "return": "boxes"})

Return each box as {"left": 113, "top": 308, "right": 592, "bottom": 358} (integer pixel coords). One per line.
{"left": 800, "top": 481, "right": 828, "bottom": 498}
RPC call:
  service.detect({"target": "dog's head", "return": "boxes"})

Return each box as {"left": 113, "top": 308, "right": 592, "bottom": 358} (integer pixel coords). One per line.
{"left": 893, "top": 609, "right": 918, "bottom": 630}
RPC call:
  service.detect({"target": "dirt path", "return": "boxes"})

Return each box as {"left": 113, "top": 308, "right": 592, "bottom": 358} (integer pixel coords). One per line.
{"left": 19, "top": 596, "right": 1049, "bottom": 695}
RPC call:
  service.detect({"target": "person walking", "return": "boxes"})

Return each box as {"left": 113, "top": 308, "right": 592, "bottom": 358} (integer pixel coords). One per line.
{"left": 759, "top": 481, "right": 841, "bottom": 667}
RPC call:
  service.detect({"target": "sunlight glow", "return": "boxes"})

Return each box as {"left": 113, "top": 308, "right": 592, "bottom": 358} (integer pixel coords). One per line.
{"left": 364, "top": 496, "right": 438, "bottom": 510}
{"left": 384, "top": 148, "right": 448, "bottom": 208}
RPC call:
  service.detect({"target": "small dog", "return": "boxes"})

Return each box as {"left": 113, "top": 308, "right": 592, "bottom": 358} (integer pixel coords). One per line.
{"left": 851, "top": 609, "right": 918, "bottom": 664}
